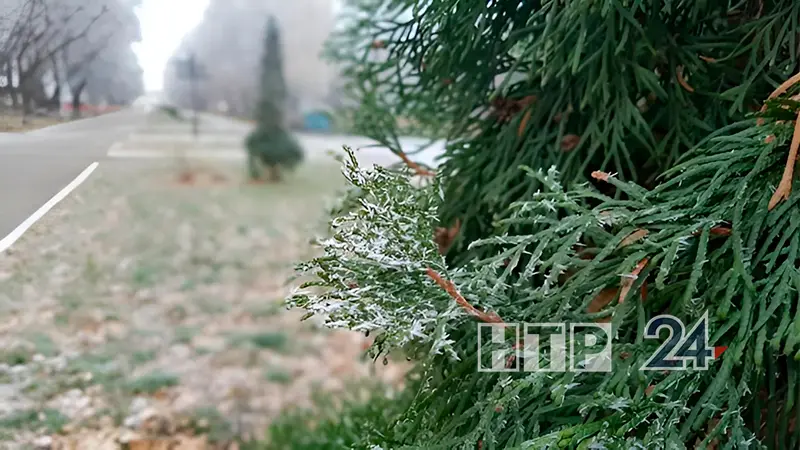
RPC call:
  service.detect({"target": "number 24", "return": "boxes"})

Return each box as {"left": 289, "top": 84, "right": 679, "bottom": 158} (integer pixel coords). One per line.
{"left": 641, "top": 311, "right": 718, "bottom": 371}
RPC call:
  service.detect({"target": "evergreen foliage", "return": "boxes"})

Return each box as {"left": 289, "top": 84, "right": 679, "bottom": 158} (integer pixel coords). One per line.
{"left": 248, "top": 380, "right": 405, "bottom": 450}
{"left": 280, "top": 0, "right": 800, "bottom": 448}
{"left": 246, "top": 15, "right": 303, "bottom": 182}
{"left": 326, "top": 0, "right": 800, "bottom": 262}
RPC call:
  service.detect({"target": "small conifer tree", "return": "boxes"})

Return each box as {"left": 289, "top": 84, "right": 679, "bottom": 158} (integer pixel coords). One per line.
{"left": 245, "top": 15, "right": 303, "bottom": 182}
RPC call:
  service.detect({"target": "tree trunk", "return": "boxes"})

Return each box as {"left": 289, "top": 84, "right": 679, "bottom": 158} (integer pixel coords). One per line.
{"left": 30, "top": 78, "right": 48, "bottom": 110}
{"left": 49, "top": 55, "right": 61, "bottom": 110}
{"left": 49, "top": 84, "right": 60, "bottom": 107}
{"left": 21, "top": 85, "right": 33, "bottom": 124}
{"left": 266, "top": 165, "right": 282, "bottom": 182}
{"left": 6, "top": 64, "right": 18, "bottom": 109}
{"left": 71, "top": 81, "right": 86, "bottom": 119}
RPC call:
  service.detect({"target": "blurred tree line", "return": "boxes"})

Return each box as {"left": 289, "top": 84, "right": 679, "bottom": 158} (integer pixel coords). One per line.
{"left": 0, "top": 0, "right": 144, "bottom": 119}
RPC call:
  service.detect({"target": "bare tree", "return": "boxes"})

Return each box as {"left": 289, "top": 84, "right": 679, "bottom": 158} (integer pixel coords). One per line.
{"left": 13, "top": 0, "right": 108, "bottom": 116}
{"left": 0, "top": 0, "right": 142, "bottom": 119}
{"left": 84, "top": 43, "right": 143, "bottom": 107}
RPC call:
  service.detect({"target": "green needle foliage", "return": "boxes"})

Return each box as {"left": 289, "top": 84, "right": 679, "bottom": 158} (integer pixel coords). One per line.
{"left": 288, "top": 99, "right": 800, "bottom": 448}
{"left": 327, "top": 0, "right": 800, "bottom": 262}
{"left": 246, "top": 15, "right": 303, "bottom": 182}
{"left": 277, "top": 0, "right": 800, "bottom": 448}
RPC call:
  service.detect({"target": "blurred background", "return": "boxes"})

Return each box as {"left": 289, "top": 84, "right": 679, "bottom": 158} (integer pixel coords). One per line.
{"left": 155, "top": 0, "right": 342, "bottom": 128}
{"left": 0, "top": 1, "right": 412, "bottom": 448}
{"left": 0, "top": 0, "right": 344, "bottom": 130}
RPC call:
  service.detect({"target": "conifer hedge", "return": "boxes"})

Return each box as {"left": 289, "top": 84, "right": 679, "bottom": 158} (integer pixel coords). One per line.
{"left": 274, "top": 1, "right": 800, "bottom": 448}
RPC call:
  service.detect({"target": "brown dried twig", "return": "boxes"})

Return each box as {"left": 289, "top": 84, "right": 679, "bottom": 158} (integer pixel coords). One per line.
{"left": 397, "top": 151, "right": 436, "bottom": 177}
{"left": 618, "top": 258, "right": 649, "bottom": 305}
{"left": 768, "top": 109, "right": 800, "bottom": 210}
{"left": 676, "top": 66, "right": 695, "bottom": 93}
{"left": 426, "top": 268, "right": 504, "bottom": 324}
{"left": 518, "top": 109, "right": 531, "bottom": 137}
{"left": 757, "top": 71, "right": 800, "bottom": 125}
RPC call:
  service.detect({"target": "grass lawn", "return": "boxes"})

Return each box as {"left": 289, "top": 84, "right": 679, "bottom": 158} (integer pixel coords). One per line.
{"left": 0, "top": 111, "right": 117, "bottom": 133}
{"left": 0, "top": 114, "right": 68, "bottom": 132}
{"left": 0, "top": 158, "right": 405, "bottom": 448}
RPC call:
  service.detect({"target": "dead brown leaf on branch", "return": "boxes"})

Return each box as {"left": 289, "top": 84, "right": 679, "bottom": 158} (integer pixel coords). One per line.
{"left": 584, "top": 230, "right": 650, "bottom": 322}
{"left": 761, "top": 71, "right": 800, "bottom": 210}
{"left": 434, "top": 218, "right": 460, "bottom": 255}
{"left": 490, "top": 95, "right": 536, "bottom": 137}
{"left": 676, "top": 65, "right": 694, "bottom": 93}
{"left": 561, "top": 134, "right": 581, "bottom": 152}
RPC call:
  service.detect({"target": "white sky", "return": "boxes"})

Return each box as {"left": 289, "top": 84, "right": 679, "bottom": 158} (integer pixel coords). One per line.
{"left": 132, "top": 0, "right": 211, "bottom": 92}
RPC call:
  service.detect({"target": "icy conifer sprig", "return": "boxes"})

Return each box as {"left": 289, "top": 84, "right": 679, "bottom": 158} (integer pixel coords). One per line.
{"left": 290, "top": 147, "right": 483, "bottom": 360}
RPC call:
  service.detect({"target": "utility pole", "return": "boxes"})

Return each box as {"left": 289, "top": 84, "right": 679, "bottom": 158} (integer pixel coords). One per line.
{"left": 175, "top": 53, "right": 206, "bottom": 138}
{"left": 188, "top": 53, "right": 199, "bottom": 138}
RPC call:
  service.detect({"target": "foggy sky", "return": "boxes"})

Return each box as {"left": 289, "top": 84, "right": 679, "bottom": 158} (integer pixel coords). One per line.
{"left": 163, "top": 0, "right": 337, "bottom": 118}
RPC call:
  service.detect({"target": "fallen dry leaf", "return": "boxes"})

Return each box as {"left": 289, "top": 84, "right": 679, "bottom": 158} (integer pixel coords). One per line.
{"left": 587, "top": 288, "right": 618, "bottom": 314}
{"left": 617, "top": 229, "right": 648, "bottom": 248}
{"left": 173, "top": 435, "right": 209, "bottom": 450}
{"left": 618, "top": 258, "right": 649, "bottom": 305}
{"left": 129, "top": 438, "right": 177, "bottom": 450}
{"left": 560, "top": 134, "right": 581, "bottom": 152}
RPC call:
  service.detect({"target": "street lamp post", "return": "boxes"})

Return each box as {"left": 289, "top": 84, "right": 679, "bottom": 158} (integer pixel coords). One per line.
{"left": 175, "top": 53, "right": 207, "bottom": 138}
{"left": 188, "top": 54, "right": 198, "bottom": 138}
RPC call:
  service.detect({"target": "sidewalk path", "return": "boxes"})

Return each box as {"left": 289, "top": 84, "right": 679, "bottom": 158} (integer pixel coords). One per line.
{"left": 111, "top": 110, "right": 446, "bottom": 169}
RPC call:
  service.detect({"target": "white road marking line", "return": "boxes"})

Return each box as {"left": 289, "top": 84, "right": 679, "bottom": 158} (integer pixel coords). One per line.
{"left": 0, "top": 162, "right": 99, "bottom": 254}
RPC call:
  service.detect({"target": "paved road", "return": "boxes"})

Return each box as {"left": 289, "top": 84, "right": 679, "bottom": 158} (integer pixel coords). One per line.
{"left": 0, "top": 108, "right": 148, "bottom": 242}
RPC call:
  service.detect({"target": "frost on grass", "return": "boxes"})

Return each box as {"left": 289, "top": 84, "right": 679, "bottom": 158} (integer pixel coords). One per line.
{"left": 289, "top": 147, "right": 469, "bottom": 360}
